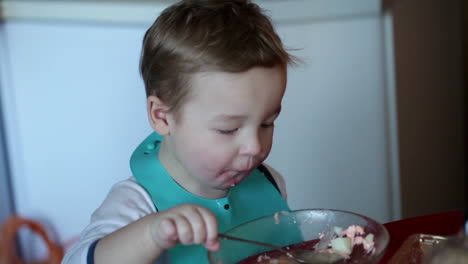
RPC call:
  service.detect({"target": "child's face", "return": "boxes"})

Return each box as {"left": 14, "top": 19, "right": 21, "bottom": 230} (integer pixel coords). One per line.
{"left": 161, "top": 65, "right": 287, "bottom": 198}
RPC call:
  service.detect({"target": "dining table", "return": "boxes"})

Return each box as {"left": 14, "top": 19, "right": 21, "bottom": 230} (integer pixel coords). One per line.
{"left": 378, "top": 210, "right": 465, "bottom": 263}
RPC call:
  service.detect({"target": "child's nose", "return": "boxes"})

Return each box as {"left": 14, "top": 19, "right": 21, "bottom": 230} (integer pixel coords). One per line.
{"left": 240, "top": 134, "right": 262, "bottom": 156}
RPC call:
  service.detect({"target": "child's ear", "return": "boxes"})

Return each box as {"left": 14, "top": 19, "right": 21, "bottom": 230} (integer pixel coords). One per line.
{"left": 147, "top": 95, "right": 171, "bottom": 135}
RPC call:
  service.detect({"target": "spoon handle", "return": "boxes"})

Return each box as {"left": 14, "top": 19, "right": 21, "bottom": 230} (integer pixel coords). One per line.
{"left": 218, "top": 234, "right": 286, "bottom": 253}
{"left": 218, "top": 234, "right": 308, "bottom": 264}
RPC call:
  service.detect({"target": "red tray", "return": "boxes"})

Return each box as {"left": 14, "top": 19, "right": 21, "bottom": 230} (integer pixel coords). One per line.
{"left": 379, "top": 211, "right": 465, "bottom": 263}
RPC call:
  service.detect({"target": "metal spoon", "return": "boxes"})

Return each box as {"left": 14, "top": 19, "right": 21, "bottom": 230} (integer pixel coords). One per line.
{"left": 218, "top": 233, "right": 343, "bottom": 264}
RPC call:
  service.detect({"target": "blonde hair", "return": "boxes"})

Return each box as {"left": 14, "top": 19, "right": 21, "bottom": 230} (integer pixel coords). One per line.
{"left": 140, "top": 0, "right": 295, "bottom": 115}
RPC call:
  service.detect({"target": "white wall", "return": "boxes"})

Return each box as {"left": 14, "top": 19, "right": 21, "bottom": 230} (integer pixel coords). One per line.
{"left": 0, "top": 21, "right": 156, "bottom": 258}
{"left": 0, "top": 0, "right": 397, "bottom": 258}
{"left": 269, "top": 16, "right": 392, "bottom": 221}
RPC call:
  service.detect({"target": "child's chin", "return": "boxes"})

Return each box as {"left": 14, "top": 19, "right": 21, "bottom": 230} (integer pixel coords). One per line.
{"left": 224, "top": 178, "right": 245, "bottom": 188}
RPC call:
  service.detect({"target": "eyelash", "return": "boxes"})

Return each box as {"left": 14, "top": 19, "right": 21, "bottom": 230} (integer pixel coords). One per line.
{"left": 217, "top": 129, "right": 238, "bottom": 135}
{"left": 261, "top": 123, "right": 275, "bottom": 128}
{"left": 216, "top": 124, "right": 275, "bottom": 135}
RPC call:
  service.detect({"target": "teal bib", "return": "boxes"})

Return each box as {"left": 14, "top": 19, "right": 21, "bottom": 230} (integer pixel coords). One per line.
{"left": 130, "top": 133, "right": 290, "bottom": 263}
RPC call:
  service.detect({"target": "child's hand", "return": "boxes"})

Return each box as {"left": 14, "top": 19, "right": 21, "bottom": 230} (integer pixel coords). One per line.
{"left": 150, "top": 204, "right": 221, "bottom": 252}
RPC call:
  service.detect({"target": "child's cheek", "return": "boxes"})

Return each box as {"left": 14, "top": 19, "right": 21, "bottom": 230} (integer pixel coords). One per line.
{"left": 195, "top": 146, "right": 233, "bottom": 175}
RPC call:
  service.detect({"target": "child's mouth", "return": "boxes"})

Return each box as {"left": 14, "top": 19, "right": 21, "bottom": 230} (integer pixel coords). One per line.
{"left": 222, "top": 170, "right": 250, "bottom": 187}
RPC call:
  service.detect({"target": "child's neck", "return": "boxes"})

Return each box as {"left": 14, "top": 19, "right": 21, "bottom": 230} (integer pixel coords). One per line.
{"left": 158, "top": 139, "right": 228, "bottom": 200}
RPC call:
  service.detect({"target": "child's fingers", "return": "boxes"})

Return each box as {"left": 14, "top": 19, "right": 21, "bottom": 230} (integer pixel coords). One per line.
{"left": 184, "top": 207, "right": 206, "bottom": 245}
{"left": 159, "top": 218, "right": 177, "bottom": 240}
{"left": 157, "top": 204, "right": 220, "bottom": 250}
{"left": 195, "top": 207, "right": 219, "bottom": 249}
{"left": 156, "top": 218, "right": 178, "bottom": 249}
{"left": 173, "top": 214, "right": 194, "bottom": 245}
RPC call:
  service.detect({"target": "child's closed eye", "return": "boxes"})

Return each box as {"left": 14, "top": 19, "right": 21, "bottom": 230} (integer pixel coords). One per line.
{"left": 216, "top": 128, "right": 239, "bottom": 135}
{"left": 261, "top": 123, "right": 275, "bottom": 128}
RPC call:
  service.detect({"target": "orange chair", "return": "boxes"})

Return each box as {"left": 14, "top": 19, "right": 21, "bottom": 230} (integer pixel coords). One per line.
{"left": 0, "top": 216, "right": 63, "bottom": 264}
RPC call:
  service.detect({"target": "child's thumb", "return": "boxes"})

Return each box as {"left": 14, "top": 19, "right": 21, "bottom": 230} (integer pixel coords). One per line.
{"left": 204, "top": 239, "right": 221, "bottom": 251}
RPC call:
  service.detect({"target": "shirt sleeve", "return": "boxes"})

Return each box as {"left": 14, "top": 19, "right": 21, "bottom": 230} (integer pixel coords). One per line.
{"left": 262, "top": 163, "right": 288, "bottom": 201}
{"left": 61, "top": 177, "right": 157, "bottom": 264}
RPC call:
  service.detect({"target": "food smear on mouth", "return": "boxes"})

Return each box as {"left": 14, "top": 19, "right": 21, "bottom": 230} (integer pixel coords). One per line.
{"left": 237, "top": 225, "right": 376, "bottom": 264}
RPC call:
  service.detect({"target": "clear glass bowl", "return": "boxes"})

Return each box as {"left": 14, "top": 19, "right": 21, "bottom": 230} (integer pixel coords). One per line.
{"left": 208, "top": 209, "right": 390, "bottom": 264}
